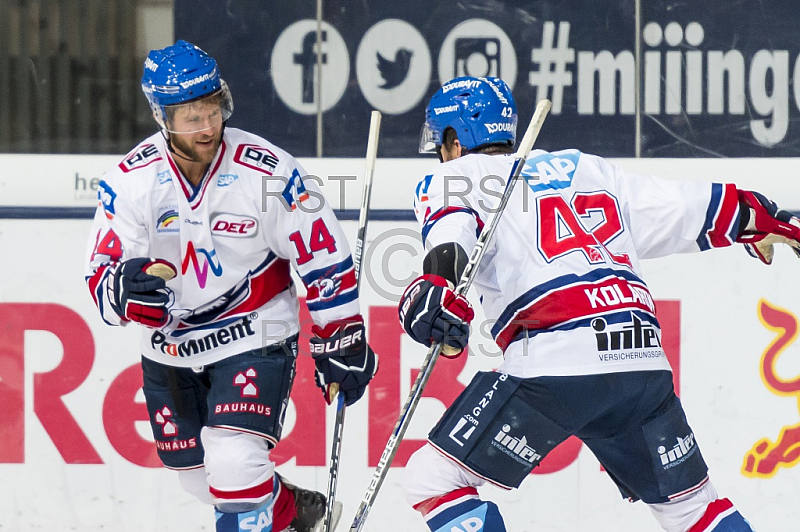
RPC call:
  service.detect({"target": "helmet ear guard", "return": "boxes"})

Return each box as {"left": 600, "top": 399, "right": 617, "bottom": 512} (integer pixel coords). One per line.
{"left": 419, "top": 76, "right": 518, "bottom": 153}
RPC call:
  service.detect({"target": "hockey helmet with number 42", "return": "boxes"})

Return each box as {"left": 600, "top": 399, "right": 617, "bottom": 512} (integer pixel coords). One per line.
{"left": 419, "top": 76, "right": 517, "bottom": 153}
{"left": 141, "top": 40, "right": 234, "bottom": 134}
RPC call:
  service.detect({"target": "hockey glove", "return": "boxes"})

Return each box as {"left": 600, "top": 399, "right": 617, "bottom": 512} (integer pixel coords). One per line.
{"left": 736, "top": 190, "right": 800, "bottom": 265}
{"left": 398, "top": 274, "right": 474, "bottom": 357}
{"left": 310, "top": 316, "right": 378, "bottom": 406}
{"left": 108, "top": 257, "right": 176, "bottom": 328}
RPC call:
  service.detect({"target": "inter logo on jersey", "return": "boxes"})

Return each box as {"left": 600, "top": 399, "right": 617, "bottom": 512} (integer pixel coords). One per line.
{"left": 592, "top": 314, "right": 662, "bottom": 352}
{"left": 98, "top": 180, "right": 117, "bottom": 220}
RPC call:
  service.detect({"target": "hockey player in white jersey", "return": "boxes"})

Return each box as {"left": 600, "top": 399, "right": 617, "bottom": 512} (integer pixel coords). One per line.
{"left": 85, "top": 40, "right": 378, "bottom": 532}
{"left": 398, "top": 76, "right": 800, "bottom": 531}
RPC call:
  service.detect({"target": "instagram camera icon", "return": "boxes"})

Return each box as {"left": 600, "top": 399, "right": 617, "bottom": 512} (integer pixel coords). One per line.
{"left": 454, "top": 37, "right": 501, "bottom": 78}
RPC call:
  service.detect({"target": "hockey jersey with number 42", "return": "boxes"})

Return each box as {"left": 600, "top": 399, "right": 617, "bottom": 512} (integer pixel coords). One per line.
{"left": 415, "top": 149, "right": 740, "bottom": 378}
{"left": 85, "top": 128, "right": 359, "bottom": 367}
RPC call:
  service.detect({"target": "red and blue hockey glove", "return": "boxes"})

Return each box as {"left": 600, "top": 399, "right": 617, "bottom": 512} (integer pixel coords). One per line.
{"left": 398, "top": 274, "right": 474, "bottom": 357}
{"left": 108, "top": 257, "right": 176, "bottom": 328}
{"left": 310, "top": 316, "right": 379, "bottom": 406}
{"left": 736, "top": 190, "right": 800, "bottom": 265}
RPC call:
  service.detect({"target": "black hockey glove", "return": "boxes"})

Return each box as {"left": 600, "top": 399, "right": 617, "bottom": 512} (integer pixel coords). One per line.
{"left": 736, "top": 190, "right": 800, "bottom": 265}
{"left": 108, "top": 257, "right": 176, "bottom": 328}
{"left": 310, "top": 315, "right": 378, "bottom": 406}
{"left": 398, "top": 274, "right": 474, "bottom": 357}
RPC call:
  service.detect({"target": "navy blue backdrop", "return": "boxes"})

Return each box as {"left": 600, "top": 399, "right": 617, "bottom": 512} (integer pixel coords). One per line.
{"left": 176, "top": 0, "right": 800, "bottom": 158}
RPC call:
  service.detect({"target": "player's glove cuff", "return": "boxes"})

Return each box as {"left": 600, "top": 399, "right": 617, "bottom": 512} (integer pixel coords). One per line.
{"left": 736, "top": 190, "right": 800, "bottom": 264}
{"left": 310, "top": 315, "right": 379, "bottom": 406}
{"left": 108, "top": 257, "right": 176, "bottom": 328}
{"left": 398, "top": 274, "right": 474, "bottom": 357}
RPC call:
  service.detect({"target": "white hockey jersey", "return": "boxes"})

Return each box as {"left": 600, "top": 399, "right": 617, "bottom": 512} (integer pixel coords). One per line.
{"left": 415, "top": 149, "right": 741, "bottom": 378}
{"left": 86, "top": 128, "right": 359, "bottom": 367}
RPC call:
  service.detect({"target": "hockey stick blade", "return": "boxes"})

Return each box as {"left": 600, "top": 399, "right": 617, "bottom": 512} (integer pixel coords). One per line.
{"left": 348, "top": 100, "right": 551, "bottom": 532}
{"left": 324, "top": 110, "right": 381, "bottom": 532}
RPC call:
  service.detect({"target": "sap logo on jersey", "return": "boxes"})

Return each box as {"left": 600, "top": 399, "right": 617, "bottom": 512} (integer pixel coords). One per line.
{"left": 238, "top": 506, "right": 273, "bottom": 532}
{"left": 211, "top": 213, "right": 258, "bottom": 237}
{"left": 217, "top": 173, "right": 238, "bottom": 186}
{"left": 436, "top": 503, "right": 490, "bottom": 532}
{"left": 521, "top": 150, "right": 581, "bottom": 192}
{"left": 157, "top": 170, "right": 172, "bottom": 185}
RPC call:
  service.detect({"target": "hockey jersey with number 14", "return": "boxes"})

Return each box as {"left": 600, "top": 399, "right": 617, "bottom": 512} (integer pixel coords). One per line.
{"left": 85, "top": 128, "right": 359, "bottom": 368}
{"left": 415, "top": 149, "right": 740, "bottom": 379}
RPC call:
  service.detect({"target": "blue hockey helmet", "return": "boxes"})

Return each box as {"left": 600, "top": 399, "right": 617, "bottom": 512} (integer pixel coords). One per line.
{"left": 419, "top": 76, "right": 517, "bottom": 153}
{"left": 141, "top": 40, "right": 233, "bottom": 133}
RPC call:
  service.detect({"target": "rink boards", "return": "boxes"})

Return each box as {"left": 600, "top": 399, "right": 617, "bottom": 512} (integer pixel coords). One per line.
{"left": 0, "top": 157, "right": 798, "bottom": 531}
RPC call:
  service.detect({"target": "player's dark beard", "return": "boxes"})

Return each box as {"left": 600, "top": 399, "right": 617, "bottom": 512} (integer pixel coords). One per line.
{"left": 169, "top": 132, "right": 222, "bottom": 165}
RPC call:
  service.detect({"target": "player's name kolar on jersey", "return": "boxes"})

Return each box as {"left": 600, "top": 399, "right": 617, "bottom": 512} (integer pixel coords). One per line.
{"left": 150, "top": 315, "right": 257, "bottom": 357}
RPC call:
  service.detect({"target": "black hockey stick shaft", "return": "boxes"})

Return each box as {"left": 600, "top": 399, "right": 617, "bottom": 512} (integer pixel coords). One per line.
{"left": 324, "top": 110, "right": 381, "bottom": 532}
{"left": 348, "top": 99, "right": 552, "bottom": 532}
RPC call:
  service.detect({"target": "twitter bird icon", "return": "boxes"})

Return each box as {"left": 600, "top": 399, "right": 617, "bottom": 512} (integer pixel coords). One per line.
{"left": 377, "top": 48, "right": 413, "bottom": 89}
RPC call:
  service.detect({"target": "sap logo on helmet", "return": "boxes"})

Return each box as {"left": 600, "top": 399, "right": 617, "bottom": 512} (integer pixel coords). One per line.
{"left": 179, "top": 68, "right": 216, "bottom": 89}
{"left": 484, "top": 122, "right": 514, "bottom": 133}
{"left": 434, "top": 104, "right": 459, "bottom": 115}
{"left": 442, "top": 79, "right": 481, "bottom": 93}
{"left": 145, "top": 57, "right": 158, "bottom": 72}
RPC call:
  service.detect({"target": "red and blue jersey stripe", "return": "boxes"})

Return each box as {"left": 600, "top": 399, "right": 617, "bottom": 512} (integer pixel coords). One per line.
{"left": 696, "top": 183, "right": 740, "bottom": 251}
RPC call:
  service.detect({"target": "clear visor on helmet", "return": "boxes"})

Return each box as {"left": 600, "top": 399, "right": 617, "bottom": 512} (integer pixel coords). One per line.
{"left": 418, "top": 121, "right": 441, "bottom": 154}
{"left": 157, "top": 81, "right": 234, "bottom": 134}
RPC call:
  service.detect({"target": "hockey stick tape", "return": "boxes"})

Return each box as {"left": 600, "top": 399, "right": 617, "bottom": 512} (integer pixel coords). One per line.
{"left": 145, "top": 262, "right": 177, "bottom": 281}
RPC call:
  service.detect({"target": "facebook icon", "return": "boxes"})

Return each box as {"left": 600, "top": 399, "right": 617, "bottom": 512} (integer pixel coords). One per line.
{"left": 294, "top": 31, "right": 327, "bottom": 103}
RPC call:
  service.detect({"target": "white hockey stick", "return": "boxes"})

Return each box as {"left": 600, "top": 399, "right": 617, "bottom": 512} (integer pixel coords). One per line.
{"left": 324, "top": 110, "right": 382, "bottom": 532}
{"left": 348, "top": 99, "right": 552, "bottom": 532}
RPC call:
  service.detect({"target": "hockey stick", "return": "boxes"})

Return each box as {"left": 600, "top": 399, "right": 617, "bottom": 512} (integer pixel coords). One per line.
{"left": 348, "top": 99, "right": 552, "bottom": 532}
{"left": 324, "top": 110, "right": 382, "bottom": 532}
